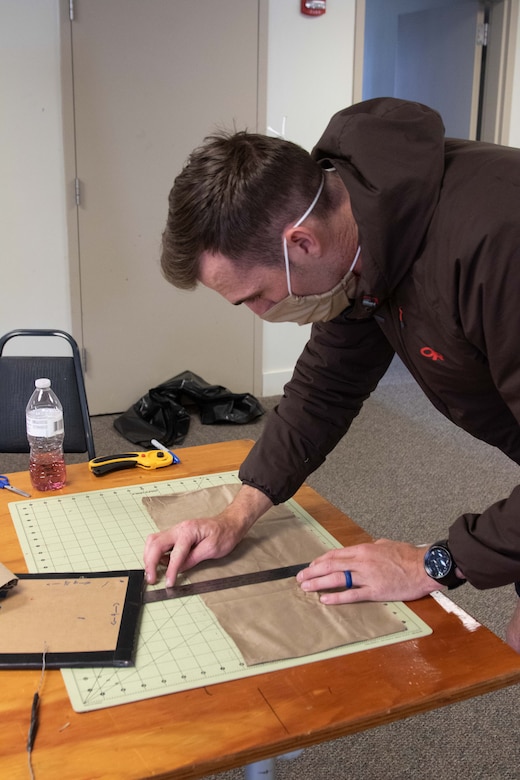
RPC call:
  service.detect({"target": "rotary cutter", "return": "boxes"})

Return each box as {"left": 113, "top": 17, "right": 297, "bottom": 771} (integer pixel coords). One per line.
{"left": 89, "top": 443, "right": 180, "bottom": 476}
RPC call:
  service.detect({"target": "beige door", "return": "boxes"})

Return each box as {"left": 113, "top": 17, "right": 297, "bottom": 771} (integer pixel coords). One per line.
{"left": 65, "top": 0, "right": 263, "bottom": 414}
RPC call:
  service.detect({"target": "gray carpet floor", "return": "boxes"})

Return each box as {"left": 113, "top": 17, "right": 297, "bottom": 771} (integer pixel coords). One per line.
{"left": 4, "top": 356, "right": 519, "bottom": 778}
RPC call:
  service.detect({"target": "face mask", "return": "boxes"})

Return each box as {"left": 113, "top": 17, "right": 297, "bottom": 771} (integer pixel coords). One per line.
{"left": 260, "top": 178, "right": 361, "bottom": 325}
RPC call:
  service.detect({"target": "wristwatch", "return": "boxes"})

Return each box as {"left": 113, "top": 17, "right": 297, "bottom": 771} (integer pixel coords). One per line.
{"left": 423, "top": 540, "right": 466, "bottom": 590}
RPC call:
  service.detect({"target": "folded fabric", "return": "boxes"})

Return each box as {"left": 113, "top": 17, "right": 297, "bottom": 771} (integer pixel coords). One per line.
{"left": 142, "top": 484, "right": 405, "bottom": 665}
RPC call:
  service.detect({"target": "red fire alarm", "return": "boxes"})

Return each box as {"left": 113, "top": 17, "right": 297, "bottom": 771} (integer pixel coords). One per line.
{"left": 301, "top": 0, "right": 326, "bottom": 16}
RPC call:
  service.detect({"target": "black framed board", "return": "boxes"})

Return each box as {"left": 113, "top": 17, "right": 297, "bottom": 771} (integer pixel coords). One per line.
{"left": 0, "top": 570, "right": 144, "bottom": 669}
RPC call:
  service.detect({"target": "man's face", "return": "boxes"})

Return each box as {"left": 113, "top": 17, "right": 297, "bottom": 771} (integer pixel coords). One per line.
{"left": 198, "top": 251, "right": 290, "bottom": 316}
{"left": 198, "top": 249, "right": 346, "bottom": 317}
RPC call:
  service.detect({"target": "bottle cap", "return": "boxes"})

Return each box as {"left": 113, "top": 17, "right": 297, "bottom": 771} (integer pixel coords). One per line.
{"left": 35, "top": 378, "right": 51, "bottom": 389}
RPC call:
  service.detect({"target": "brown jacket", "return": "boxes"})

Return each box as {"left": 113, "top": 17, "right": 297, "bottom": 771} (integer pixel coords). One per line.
{"left": 239, "top": 98, "right": 520, "bottom": 590}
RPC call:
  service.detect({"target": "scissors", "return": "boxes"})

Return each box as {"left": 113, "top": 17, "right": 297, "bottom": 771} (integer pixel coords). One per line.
{"left": 0, "top": 475, "right": 31, "bottom": 497}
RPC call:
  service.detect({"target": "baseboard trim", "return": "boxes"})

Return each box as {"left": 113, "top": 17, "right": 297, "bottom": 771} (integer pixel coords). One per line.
{"left": 262, "top": 369, "right": 292, "bottom": 397}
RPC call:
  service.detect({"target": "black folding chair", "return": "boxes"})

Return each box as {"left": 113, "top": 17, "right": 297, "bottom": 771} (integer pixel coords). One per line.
{"left": 0, "top": 329, "right": 95, "bottom": 459}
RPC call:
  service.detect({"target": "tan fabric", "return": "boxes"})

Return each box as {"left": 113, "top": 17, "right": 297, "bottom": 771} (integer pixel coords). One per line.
{"left": 143, "top": 485, "right": 405, "bottom": 665}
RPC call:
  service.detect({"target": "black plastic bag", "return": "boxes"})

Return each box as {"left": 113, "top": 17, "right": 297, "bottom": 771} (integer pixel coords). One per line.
{"left": 113, "top": 371, "right": 264, "bottom": 448}
{"left": 162, "top": 370, "right": 265, "bottom": 425}
{"left": 113, "top": 385, "right": 190, "bottom": 448}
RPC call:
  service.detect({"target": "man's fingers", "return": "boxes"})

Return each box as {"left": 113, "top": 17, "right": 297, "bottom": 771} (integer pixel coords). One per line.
{"left": 299, "top": 568, "right": 349, "bottom": 593}
{"left": 297, "top": 554, "right": 354, "bottom": 583}
{"left": 143, "top": 505, "right": 259, "bottom": 589}
{"left": 143, "top": 520, "right": 221, "bottom": 586}
{"left": 305, "top": 547, "right": 359, "bottom": 572}
{"left": 319, "top": 585, "right": 369, "bottom": 605}
{"left": 161, "top": 548, "right": 180, "bottom": 587}
{"left": 143, "top": 530, "right": 181, "bottom": 585}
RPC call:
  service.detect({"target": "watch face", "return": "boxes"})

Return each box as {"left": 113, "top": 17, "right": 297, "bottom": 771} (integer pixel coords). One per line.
{"left": 425, "top": 546, "right": 452, "bottom": 579}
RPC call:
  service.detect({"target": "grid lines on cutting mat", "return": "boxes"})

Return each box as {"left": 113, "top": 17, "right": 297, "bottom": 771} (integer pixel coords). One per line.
{"left": 8, "top": 472, "right": 431, "bottom": 711}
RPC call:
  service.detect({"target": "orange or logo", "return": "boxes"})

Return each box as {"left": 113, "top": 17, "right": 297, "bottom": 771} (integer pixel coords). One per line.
{"left": 420, "top": 346, "right": 444, "bottom": 361}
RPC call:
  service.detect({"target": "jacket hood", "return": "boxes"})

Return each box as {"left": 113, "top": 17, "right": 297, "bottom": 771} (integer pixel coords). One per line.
{"left": 311, "top": 98, "right": 446, "bottom": 303}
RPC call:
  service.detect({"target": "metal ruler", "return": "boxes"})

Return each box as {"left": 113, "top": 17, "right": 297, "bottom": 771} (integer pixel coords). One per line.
{"left": 143, "top": 562, "right": 310, "bottom": 603}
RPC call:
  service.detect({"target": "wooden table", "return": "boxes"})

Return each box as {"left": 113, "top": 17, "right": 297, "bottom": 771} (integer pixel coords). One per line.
{"left": 2, "top": 439, "right": 520, "bottom": 780}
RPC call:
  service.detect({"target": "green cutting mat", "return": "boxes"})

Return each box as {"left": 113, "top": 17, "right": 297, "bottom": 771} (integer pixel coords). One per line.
{"left": 10, "top": 471, "right": 431, "bottom": 712}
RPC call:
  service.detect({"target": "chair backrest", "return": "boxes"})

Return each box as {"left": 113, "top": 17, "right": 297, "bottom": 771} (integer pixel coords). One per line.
{"left": 0, "top": 329, "right": 95, "bottom": 459}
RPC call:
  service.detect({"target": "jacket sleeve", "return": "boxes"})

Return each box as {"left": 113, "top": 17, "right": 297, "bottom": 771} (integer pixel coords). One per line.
{"left": 450, "top": 489, "right": 520, "bottom": 589}
{"left": 447, "top": 172, "right": 520, "bottom": 589}
{"left": 239, "top": 314, "right": 394, "bottom": 504}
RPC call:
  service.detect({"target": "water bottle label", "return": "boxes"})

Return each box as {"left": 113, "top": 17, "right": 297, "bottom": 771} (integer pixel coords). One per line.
{"left": 27, "top": 409, "right": 64, "bottom": 438}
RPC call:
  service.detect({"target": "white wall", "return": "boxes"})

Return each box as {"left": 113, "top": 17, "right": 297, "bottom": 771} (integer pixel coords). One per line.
{"left": 262, "top": 0, "right": 357, "bottom": 395}
{"left": 0, "top": 0, "right": 72, "bottom": 337}
{"left": 1, "top": 0, "right": 519, "bottom": 395}
{"left": 0, "top": 0, "right": 357, "bottom": 392}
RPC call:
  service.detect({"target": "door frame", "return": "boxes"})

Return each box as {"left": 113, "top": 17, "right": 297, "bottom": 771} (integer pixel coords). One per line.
{"left": 59, "top": 0, "right": 82, "bottom": 354}
{"left": 353, "top": 0, "right": 518, "bottom": 145}
{"left": 480, "top": 0, "right": 519, "bottom": 144}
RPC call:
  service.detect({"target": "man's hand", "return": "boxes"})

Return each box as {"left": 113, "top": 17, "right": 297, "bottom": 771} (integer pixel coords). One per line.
{"left": 143, "top": 484, "right": 273, "bottom": 587}
{"left": 296, "top": 539, "right": 437, "bottom": 603}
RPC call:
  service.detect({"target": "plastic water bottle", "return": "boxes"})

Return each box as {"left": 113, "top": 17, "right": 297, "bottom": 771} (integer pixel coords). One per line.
{"left": 26, "top": 378, "right": 67, "bottom": 491}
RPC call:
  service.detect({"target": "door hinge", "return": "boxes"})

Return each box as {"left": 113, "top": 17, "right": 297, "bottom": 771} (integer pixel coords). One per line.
{"left": 81, "top": 347, "right": 87, "bottom": 374}
{"left": 74, "top": 177, "right": 81, "bottom": 206}
{"left": 69, "top": 0, "right": 74, "bottom": 22}
{"left": 476, "top": 22, "right": 488, "bottom": 47}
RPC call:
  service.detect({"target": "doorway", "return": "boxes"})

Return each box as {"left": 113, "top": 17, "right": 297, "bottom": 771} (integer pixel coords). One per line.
{"left": 359, "top": 0, "right": 515, "bottom": 143}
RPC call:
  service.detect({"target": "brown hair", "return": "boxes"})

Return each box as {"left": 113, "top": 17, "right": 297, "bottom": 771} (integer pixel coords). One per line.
{"left": 160, "top": 130, "right": 334, "bottom": 289}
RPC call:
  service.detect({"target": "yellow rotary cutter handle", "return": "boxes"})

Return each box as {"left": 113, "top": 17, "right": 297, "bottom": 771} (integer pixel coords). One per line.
{"left": 89, "top": 449, "right": 179, "bottom": 476}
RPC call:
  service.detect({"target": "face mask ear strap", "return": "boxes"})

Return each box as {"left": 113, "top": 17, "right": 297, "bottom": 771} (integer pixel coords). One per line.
{"left": 283, "top": 175, "right": 325, "bottom": 296}
{"left": 349, "top": 245, "right": 361, "bottom": 273}
{"left": 293, "top": 175, "right": 325, "bottom": 229}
